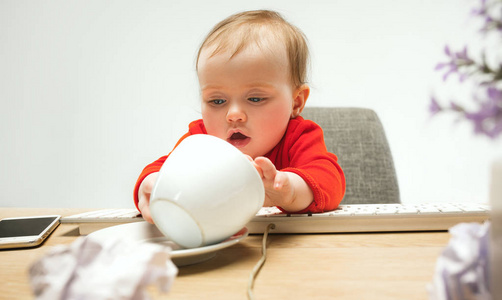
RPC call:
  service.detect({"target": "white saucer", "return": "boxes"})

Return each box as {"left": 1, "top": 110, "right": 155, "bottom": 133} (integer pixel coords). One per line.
{"left": 88, "top": 222, "right": 248, "bottom": 266}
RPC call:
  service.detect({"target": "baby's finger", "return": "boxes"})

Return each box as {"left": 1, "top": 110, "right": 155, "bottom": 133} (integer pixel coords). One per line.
{"left": 254, "top": 157, "right": 277, "bottom": 180}
{"left": 251, "top": 160, "right": 263, "bottom": 177}
{"left": 138, "top": 197, "right": 154, "bottom": 224}
{"left": 245, "top": 155, "right": 264, "bottom": 176}
{"left": 141, "top": 173, "right": 158, "bottom": 194}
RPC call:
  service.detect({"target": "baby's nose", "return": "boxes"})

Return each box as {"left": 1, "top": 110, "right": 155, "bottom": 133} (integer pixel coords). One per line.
{"left": 226, "top": 105, "right": 246, "bottom": 122}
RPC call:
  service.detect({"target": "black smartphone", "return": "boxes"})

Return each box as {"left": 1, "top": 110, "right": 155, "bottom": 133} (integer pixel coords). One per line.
{"left": 0, "top": 215, "right": 61, "bottom": 249}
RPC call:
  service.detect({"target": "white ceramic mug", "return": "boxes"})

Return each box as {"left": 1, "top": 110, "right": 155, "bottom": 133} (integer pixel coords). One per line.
{"left": 150, "top": 134, "right": 264, "bottom": 248}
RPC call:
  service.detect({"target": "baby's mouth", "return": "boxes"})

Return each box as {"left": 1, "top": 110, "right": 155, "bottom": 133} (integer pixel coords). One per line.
{"left": 227, "top": 132, "right": 251, "bottom": 148}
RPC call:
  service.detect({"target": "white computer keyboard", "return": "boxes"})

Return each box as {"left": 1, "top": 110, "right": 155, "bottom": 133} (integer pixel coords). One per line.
{"left": 61, "top": 209, "right": 143, "bottom": 235}
{"left": 249, "top": 203, "right": 490, "bottom": 234}
{"left": 61, "top": 203, "right": 491, "bottom": 235}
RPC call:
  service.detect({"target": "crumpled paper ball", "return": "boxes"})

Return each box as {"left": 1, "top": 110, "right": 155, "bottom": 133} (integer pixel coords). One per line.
{"left": 428, "top": 221, "right": 491, "bottom": 300}
{"left": 29, "top": 234, "right": 178, "bottom": 300}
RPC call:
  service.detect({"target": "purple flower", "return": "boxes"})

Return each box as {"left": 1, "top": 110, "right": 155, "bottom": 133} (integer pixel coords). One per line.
{"left": 435, "top": 45, "right": 474, "bottom": 82}
{"left": 431, "top": 0, "right": 502, "bottom": 140}
{"left": 429, "top": 97, "right": 443, "bottom": 115}
{"left": 487, "top": 86, "right": 502, "bottom": 101}
{"left": 472, "top": 0, "right": 502, "bottom": 33}
{"left": 455, "top": 46, "right": 469, "bottom": 61}
{"left": 464, "top": 86, "right": 502, "bottom": 138}
{"left": 471, "top": 0, "right": 488, "bottom": 17}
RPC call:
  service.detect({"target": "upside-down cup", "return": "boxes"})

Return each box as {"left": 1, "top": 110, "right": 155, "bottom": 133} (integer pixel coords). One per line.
{"left": 150, "top": 134, "right": 264, "bottom": 249}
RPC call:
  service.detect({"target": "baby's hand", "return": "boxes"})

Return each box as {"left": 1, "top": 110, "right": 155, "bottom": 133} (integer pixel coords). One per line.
{"left": 250, "top": 157, "right": 313, "bottom": 212}
{"left": 137, "top": 172, "right": 158, "bottom": 224}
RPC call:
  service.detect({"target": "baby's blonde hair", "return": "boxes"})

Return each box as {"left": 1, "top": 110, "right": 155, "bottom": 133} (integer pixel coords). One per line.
{"left": 196, "top": 10, "right": 310, "bottom": 88}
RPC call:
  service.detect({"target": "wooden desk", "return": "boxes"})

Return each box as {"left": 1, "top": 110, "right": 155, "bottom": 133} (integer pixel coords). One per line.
{"left": 0, "top": 208, "right": 450, "bottom": 299}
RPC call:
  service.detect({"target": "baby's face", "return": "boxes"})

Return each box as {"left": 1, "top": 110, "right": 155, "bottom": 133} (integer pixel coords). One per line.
{"left": 197, "top": 44, "right": 298, "bottom": 158}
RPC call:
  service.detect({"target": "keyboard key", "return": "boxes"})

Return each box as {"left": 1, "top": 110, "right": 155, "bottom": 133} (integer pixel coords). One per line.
{"left": 436, "top": 205, "right": 464, "bottom": 213}
{"left": 457, "top": 204, "right": 489, "bottom": 212}
{"left": 96, "top": 209, "right": 134, "bottom": 218}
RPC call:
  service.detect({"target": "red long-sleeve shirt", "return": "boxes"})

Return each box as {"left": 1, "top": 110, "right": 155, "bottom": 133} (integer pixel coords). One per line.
{"left": 134, "top": 116, "right": 345, "bottom": 213}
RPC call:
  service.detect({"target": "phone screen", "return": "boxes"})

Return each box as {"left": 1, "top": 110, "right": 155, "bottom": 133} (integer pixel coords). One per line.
{"left": 0, "top": 217, "right": 59, "bottom": 238}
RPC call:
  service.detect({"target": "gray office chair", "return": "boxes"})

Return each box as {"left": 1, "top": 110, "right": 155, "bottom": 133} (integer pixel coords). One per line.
{"left": 301, "top": 107, "right": 400, "bottom": 204}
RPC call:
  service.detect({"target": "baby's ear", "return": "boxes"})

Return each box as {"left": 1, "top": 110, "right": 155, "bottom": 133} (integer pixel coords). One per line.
{"left": 291, "top": 85, "right": 310, "bottom": 118}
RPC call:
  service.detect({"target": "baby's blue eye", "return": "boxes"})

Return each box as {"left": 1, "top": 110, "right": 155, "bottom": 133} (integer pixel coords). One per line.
{"left": 248, "top": 97, "right": 264, "bottom": 103}
{"left": 210, "top": 99, "right": 226, "bottom": 105}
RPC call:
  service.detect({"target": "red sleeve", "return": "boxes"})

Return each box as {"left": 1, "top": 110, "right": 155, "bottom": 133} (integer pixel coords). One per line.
{"left": 268, "top": 117, "right": 346, "bottom": 213}
{"left": 133, "top": 120, "right": 207, "bottom": 210}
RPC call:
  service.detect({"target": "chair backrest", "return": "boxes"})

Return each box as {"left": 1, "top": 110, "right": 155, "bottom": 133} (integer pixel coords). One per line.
{"left": 301, "top": 107, "right": 400, "bottom": 204}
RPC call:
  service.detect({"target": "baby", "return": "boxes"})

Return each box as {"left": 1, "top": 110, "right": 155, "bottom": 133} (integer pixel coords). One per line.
{"left": 134, "top": 10, "right": 345, "bottom": 223}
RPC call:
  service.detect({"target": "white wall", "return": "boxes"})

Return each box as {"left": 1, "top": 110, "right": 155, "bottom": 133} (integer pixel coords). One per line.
{"left": 1, "top": 0, "right": 501, "bottom": 208}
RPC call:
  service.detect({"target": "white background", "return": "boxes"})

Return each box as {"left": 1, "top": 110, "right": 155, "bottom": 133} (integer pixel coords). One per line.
{"left": 1, "top": 0, "right": 501, "bottom": 209}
